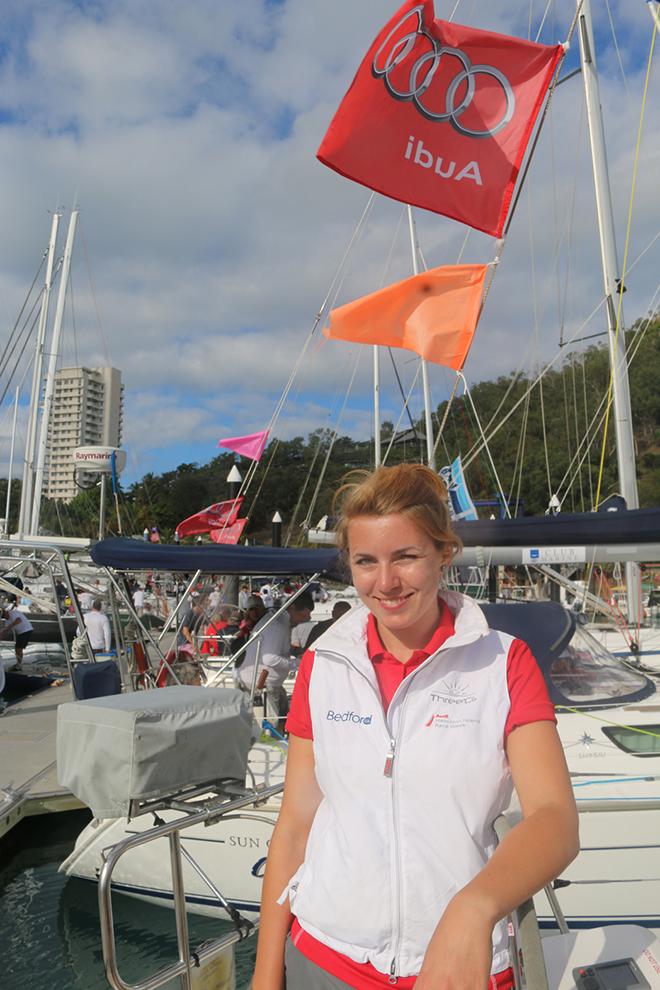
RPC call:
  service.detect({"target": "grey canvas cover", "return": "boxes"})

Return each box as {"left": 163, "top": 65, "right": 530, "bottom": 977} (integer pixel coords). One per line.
{"left": 57, "top": 686, "right": 255, "bottom": 819}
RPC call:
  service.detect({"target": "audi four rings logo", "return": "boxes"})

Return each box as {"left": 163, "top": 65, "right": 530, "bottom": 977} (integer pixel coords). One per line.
{"left": 372, "top": 5, "right": 515, "bottom": 138}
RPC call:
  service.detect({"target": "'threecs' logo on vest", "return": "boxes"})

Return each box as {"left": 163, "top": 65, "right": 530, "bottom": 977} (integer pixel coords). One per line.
{"left": 327, "top": 709, "right": 373, "bottom": 725}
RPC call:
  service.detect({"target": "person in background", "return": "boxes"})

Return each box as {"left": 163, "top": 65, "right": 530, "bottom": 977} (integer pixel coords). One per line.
{"left": 304, "top": 599, "right": 352, "bottom": 649}
{"left": 2, "top": 606, "right": 33, "bottom": 669}
{"left": 150, "top": 526, "right": 160, "bottom": 543}
{"left": 54, "top": 579, "right": 67, "bottom": 611}
{"left": 208, "top": 584, "right": 223, "bottom": 612}
{"left": 19, "top": 587, "right": 32, "bottom": 609}
{"left": 238, "top": 583, "right": 250, "bottom": 612}
{"left": 83, "top": 599, "right": 111, "bottom": 654}
{"left": 231, "top": 596, "right": 265, "bottom": 658}
{"left": 143, "top": 527, "right": 149, "bottom": 541}
{"left": 260, "top": 583, "right": 274, "bottom": 609}
{"left": 78, "top": 587, "right": 95, "bottom": 612}
{"left": 4, "top": 573, "right": 24, "bottom": 605}
{"left": 141, "top": 602, "right": 165, "bottom": 631}
{"left": 238, "top": 592, "right": 314, "bottom": 724}
{"left": 252, "top": 464, "right": 578, "bottom": 990}
{"left": 200, "top": 606, "right": 235, "bottom": 656}
{"left": 176, "top": 601, "right": 204, "bottom": 653}
{"left": 132, "top": 584, "right": 145, "bottom": 615}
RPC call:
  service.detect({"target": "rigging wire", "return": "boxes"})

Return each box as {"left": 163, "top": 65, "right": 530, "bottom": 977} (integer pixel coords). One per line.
{"left": 571, "top": 356, "right": 585, "bottom": 512}
{"left": 581, "top": 354, "right": 595, "bottom": 508}
{"left": 461, "top": 215, "right": 660, "bottom": 477}
{"left": 561, "top": 369, "right": 574, "bottom": 511}
{"left": 0, "top": 253, "right": 46, "bottom": 381}
{"left": 556, "top": 284, "right": 660, "bottom": 505}
{"left": 302, "top": 353, "right": 363, "bottom": 540}
{"left": 603, "top": 0, "right": 630, "bottom": 94}
{"left": 526, "top": 184, "right": 553, "bottom": 503}
{"left": 79, "top": 219, "right": 111, "bottom": 368}
{"left": 238, "top": 193, "right": 376, "bottom": 519}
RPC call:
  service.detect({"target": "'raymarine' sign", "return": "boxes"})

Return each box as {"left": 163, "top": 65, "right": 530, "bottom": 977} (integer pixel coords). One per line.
{"left": 73, "top": 446, "right": 127, "bottom": 474}
{"left": 523, "top": 546, "right": 586, "bottom": 564}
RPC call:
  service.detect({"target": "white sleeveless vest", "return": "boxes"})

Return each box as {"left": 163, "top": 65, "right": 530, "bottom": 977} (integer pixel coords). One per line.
{"left": 284, "top": 592, "right": 515, "bottom": 980}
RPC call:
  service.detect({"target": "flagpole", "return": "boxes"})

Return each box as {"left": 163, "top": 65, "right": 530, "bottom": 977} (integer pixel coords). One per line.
{"left": 373, "top": 346, "right": 381, "bottom": 467}
{"left": 406, "top": 206, "right": 435, "bottom": 469}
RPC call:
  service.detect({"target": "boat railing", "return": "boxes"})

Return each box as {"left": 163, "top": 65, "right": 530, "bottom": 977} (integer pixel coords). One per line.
{"left": 97, "top": 781, "right": 284, "bottom": 990}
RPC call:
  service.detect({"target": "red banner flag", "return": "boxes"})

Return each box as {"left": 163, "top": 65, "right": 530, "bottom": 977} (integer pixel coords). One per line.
{"left": 176, "top": 497, "right": 243, "bottom": 538}
{"left": 324, "top": 263, "right": 487, "bottom": 369}
{"left": 317, "top": 0, "right": 563, "bottom": 237}
{"left": 209, "top": 518, "right": 248, "bottom": 545}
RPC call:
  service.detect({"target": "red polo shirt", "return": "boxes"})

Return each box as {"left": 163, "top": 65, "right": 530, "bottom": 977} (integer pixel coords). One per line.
{"left": 284, "top": 602, "right": 554, "bottom": 989}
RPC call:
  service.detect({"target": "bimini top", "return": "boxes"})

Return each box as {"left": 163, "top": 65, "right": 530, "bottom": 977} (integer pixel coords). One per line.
{"left": 91, "top": 537, "right": 343, "bottom": 577}
{"left": 455, "top": 506, "right": 660, "bottom": 547}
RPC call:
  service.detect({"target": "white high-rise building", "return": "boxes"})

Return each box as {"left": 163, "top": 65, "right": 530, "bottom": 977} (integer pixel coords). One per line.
{"left": 45, "top": 366, "right": 124, "bottom": 502}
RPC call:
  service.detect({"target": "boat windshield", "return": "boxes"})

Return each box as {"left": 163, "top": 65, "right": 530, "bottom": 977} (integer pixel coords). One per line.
{"left": 549, "top": 623, "right": 652, "bottom": 705}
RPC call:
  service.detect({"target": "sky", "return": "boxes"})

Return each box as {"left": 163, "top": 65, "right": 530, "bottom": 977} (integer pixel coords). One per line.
{"left": 0, "top": 0, "right": 657, "bottom": 490}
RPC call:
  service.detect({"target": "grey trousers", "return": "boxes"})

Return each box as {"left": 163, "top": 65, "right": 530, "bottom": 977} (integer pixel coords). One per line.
{"left": 284, "top": 937, "right": 355, "bottom": 989}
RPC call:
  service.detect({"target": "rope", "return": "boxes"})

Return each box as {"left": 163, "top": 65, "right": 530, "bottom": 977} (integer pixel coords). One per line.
{"left": 593, "top": 14, "right": 657, "bottom": 510}
{"left": 556, "top": 706, "right": 660, "bottom": 742}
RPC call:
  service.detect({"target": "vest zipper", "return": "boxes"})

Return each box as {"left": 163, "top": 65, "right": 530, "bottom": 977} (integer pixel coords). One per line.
{"left": 383, "top": 738, "right": 396, "bottom": 777}
{"left": 388, "top": 687, "right": 412, "bottom": 987}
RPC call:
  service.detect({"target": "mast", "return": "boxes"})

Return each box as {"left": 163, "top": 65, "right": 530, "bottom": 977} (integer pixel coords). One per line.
{"left": 577, "top": 0, "right": 641, "bottom": 628}
{"left": 30, "top": 209, "right": 79, "bottom": 536}
{"left": 406, "top": 206, "right": 435, "bottom": 469}
{"left": 18, "top": 211, "right": 60, "bottom": 537}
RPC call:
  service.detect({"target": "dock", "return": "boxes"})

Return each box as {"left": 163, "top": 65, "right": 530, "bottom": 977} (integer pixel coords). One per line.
{"left": 0, "top": 680, "right": 83, "bottom": 839}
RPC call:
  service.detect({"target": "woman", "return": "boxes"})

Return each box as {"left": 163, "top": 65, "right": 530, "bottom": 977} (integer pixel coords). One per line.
{"left": 200, "top": 607, "right": 232, "bottom": 656}
{"left": 252, "top": 464, "right": 578, "bottom": 990}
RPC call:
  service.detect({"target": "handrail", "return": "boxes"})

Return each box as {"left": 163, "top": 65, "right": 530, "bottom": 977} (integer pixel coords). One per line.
{"left": 98, "top": 782, "right": 284, "bottom": 990}
{"left": 494, "top": 815, "right": 552, "bottom": 990}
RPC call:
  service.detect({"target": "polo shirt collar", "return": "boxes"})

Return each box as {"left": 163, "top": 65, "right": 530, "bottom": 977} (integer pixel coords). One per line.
{"left": 367, "top": 598, "right": 455, "bottom": 663}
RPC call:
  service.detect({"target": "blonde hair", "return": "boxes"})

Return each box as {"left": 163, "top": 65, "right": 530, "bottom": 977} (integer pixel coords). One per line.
{"left": 334, "top": 463, "right": 462, "bottom": 558}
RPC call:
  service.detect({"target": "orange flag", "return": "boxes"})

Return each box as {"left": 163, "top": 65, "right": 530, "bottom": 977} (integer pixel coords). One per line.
{"left": 324, "top": 264, "right": 488, "bottom": 370}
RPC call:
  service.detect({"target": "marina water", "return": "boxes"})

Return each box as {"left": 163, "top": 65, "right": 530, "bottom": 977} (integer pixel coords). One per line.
{"left": 1, "top": 810, "right": 256, "bottom": 990}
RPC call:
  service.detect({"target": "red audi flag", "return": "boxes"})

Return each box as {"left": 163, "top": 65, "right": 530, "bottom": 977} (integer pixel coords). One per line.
{"left": 317, "top": 0, "right": 563, "bottom": 237}
{"left": 209, "top": 518, "right": 248, "bottom": 545}
{"left": 176, "top": 497, "right": 243, "bottom": 539}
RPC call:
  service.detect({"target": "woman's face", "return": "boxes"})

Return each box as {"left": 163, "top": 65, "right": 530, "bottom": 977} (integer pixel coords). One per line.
{"left": 347, "top": 513, "right": 449, "bottom": 639}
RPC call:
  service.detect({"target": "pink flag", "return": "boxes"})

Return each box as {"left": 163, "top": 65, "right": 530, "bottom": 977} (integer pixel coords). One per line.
{"left": 218, "top": 430, "right": 269, "bottom": 462}
{"left": 209, "top": 518, "right": 248, "bottom": 545}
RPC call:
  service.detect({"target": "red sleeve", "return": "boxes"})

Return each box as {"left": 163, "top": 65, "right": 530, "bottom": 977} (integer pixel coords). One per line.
{"left": 505, "top": 638, "right": 556, "bottom": 739}
{"left": 285, "top": 649, "right": 315, "bottom": 739}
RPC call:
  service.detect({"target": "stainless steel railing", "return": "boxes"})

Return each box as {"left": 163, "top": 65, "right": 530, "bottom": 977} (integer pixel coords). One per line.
{"left": 98, "top": 782, "right": 284, "bottom": 990}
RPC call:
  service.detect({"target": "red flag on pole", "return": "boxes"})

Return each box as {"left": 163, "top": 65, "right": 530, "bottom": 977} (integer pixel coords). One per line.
{"left": 317, "top": 0, "right": 563, "bottom": 237}
{"left": 176, "top": 497, "right": 243, "bottom": 538}
{"left": 209, "top": 519, "right": 248, "bottom": 545}
{"left": 324, "top": 263, "right": 487, "bottom": 370}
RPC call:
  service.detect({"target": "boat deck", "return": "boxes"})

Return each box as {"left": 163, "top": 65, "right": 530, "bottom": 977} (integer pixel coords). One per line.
{"left": 0, "top": 681, "right": 83, "bottom": 839}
